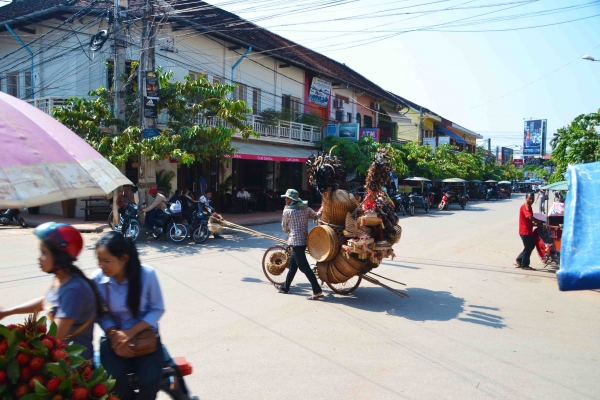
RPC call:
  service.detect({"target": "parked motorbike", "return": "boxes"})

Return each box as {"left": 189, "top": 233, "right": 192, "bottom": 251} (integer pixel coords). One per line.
{"left": 438, "top": 192, "right": 450, "bottom": 211}
{"left": 190, "top": 205, "right": 211, "bottom": 244}
{"left": 111, "top": 202, "right": 141, "bottom": 241}
{"left": 498, "top": 188, "right": 511, "bottom": 199}
{"left": 148, "top": 202, "right": 189, "bottom": 243}
{"left": 94, "top": 346, "right": 194, "bottom": 400}
{"left": 407, "top": 194, "right": 416, "bottom": 216}
{"left": 426, "top": 192, "right": 436, "bottom": 208}
{"left": 0, "top": 209, "right": 27, "bottom": 228}
{"left": 390, "top": 192, "right": 406, "bottom": 216}
{"left": 485, "top": 188, "right": 494, "bottom": 201}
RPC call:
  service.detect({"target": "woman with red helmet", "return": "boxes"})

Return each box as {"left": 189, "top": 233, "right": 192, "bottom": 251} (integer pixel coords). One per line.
{"left": 0, "top": 222, "right": 103, "bottom": 359}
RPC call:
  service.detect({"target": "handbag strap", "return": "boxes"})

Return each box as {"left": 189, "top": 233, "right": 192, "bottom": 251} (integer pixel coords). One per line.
{"left": 42, "top": 279, "right": 95, "bottom": 340}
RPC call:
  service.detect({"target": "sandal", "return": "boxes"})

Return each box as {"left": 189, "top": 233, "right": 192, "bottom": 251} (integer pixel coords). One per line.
{"left": 275, "top": 284, "right": 288, "bottom": 294}
{"left": 514, "top": 261, "right": 522, "bottom": 268}
{"left": 521, "top": 266, "right": 536, "bottom": 271}
{"left": 307, "top": 293, "right": 324, "bottom": 300}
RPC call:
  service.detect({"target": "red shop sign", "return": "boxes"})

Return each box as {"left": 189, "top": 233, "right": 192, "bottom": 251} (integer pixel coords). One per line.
{"left": 224, "top": 153, "right": 308, "bottom": 163}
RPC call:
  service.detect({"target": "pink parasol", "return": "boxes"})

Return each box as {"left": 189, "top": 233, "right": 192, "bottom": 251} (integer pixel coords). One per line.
{"left": 0, "top": 92, "right": 132, "bottom": 208}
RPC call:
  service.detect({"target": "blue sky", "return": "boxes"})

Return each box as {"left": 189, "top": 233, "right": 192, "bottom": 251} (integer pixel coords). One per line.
{"left": 2, "top": 0, "right": 599, "bottom": 154}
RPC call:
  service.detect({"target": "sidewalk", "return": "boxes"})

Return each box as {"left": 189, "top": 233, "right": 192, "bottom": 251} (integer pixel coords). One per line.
{"left": 21, "top": 210, "right": 285, "bottom": 233}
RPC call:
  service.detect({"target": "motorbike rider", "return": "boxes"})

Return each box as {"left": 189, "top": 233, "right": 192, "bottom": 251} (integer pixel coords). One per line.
{"left": 199, "top": 191, "right": 222, "bottom": 239}
{"left": 1, "top": 208, "right": 26, "bottom": 227}
{"left": 116, "top": 185, "right": 135, "bottom": 218}
{"left": 142, "top": 187, "right": 167, "bottom": 235}
{"left": 0, "top": 222, "right": 102, "bottom": 359}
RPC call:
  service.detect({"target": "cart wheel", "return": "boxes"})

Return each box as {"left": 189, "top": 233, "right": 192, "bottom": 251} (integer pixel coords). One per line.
{"left": 262, "top": 245, "right": 290, "bottom": 285}
{"left": 326, "top": 275, "right": 361, "bottom": 295}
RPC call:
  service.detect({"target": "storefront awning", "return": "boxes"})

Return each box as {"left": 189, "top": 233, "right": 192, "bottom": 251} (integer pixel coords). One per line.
{"left": 435, "top": 124, "right": 467, "bottom": 145}
{"left": 226, "top": 140, "right": 314, "bottom": 163}
{"left": 381, "top": 105, "right": 413, "bottom": 124}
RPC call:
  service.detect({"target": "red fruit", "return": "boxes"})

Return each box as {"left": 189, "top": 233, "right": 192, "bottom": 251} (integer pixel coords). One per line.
{"left": 15, "top": 384, "right": 30, "bottom": 399}
{"left": 41, "top": 338, "right": 55, "bottom": 350}
{"left": 0, "top": 370, "right": 8, "bottom": 384}
{"left": 52, "top": 349, "right": 67, "bottom": 362}
{"left": 16, "top": 352, "right": 31, "bottom": 367}
{"left": 46, "top": 377, "right": 62, "bottom": 393}
{"left": 29, "top": 375, "right": 45, "bottom": 389}
{"left": 29, "top": 357, "right": 45, "bottom": 371}
{"left": 52, "top": 395, "right": 63, "bottom": 400}
{"left": 55, "top": 339, "right": 67, "bottom": 349}
{"left": 0, "top": 339, "right": 8, "bottom": 355}
{"left": 20, "top": 367, "right": 32, "bottom": 381}
{"left": 6, "top": 324, "right": 17, "bottom": 330}
{"left": 72, "top": 387, "right": 89, "bottom": 400}
{"left": 83, "top": 367, "right": 92, "bottom": 382}
{"left": 16, "top": 327, "right": 25, "bottom": 335}
{"left": 107, "top": 395, "right": 118, "bottom": 400}
{"left": 91, "top": 383, "right": 107, "bottom": 398}
{"left": 18, "top": 342, "right": 30, "bottom": 349}
{"left": 36, "top": 325, "right": 47, "bottom": 333}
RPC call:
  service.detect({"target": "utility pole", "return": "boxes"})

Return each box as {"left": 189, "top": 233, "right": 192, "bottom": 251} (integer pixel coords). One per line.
{"left": 111, "top": 0, "right": 126, "bottom": 226}
{"left": 137, "top": 0, "right": 157, "bottom": 203}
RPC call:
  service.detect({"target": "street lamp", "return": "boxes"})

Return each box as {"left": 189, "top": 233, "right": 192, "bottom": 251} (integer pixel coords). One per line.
{"left": 581, "top": 55, "right": 598, "bottom": 62}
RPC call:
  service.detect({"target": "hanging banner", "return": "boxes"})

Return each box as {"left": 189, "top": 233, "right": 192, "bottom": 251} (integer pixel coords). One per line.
{"left": 308, "top": 77, "right": 332, "bottom": 107}
{"left": 144, "top": 71, "right": 159, "bottom": 118}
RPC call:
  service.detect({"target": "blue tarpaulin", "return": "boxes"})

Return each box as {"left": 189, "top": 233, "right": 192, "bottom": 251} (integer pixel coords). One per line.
{"left": 557, "top": 161, "right": 600, "bottom": 291}
{"left": 434, "top": 124, "right": 467, "bottom": 145}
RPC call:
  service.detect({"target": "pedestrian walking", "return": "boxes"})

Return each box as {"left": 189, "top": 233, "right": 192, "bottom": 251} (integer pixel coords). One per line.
{"left": 93, "top": 231, "right": 165, "bottom": 400}
{"left": 535, "top": 189, "right": 546, "bottom": 214}
{"left": 515, "top": 193, "right": 544, "bottom": 271}
{"left": 276, "top": 189, "right": 324, "bottom": 300}
{"left": 0, "top": 222, "right": 102, "bottom": 359}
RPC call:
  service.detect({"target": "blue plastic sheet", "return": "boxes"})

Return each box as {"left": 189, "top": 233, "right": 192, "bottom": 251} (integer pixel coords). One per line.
{"left": 557, "top": 162, "right": 600, "bottom": 291}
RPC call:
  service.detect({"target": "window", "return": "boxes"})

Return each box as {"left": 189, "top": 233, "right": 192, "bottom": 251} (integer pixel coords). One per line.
{"left": 213, "top": 77, "right": 220, "bottom": 85}
{"left": 347, "top": 113, "right": 352, "bottom": 123}
{"left": 356, "top": 113, "right": 361, "bottom": 126}
{"left": 252, "top": 87, "right": 261, "bottom": 114}
{"left": 363, "top": 115, "right": 373, "bottom": 128}
{"left": 189, "top": 71, "right": 204, "bottom": 81}
{"left": 24, "top": 71, "right": 32, "bottom": 99}
{"left": 234, "top": 83, "right": 247, "bottom": 102}
{"left": 282, "top": 94, "right": 301, "bottom": 116}
{"left": 7, "top": 73, "right": 19, "bottom": 97}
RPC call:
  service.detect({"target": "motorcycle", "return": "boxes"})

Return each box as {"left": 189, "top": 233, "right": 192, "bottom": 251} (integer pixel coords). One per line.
{"left": 485, "top": 187, "right": 494, "bottom": 201}
{"left": 0, "top": 209, "right": 27, "bottom": 228}
{"left": 390, "top": 192, "right": 406, "bottom": 216}
{"left": 111, "top": 202, "right": 141, "bottom": 241}
{"left": 94, "top": 346, "right": 195, "bottom": 400}
{"left": 190, "top": 205, "right": 211, "bottom": 244}
{"left": 149, "top": 202, "right": 189, "bottom": 243}
{"left": 438, "top": 192, "right": 450, "bottom": 211}
{"left": 407, "top": 194, "right": 416, "bottom": 216}
{"left": 426, "top": 192, "right": 436, "bottom": 208}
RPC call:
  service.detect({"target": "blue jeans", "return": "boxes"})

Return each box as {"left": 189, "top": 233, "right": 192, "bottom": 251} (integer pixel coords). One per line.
{"left": 282, "top": 245, "right": 322, "bottom": 295}
{"left": 145, "top": 209, "right": 161, "bottom": 231}
{"left": 100, "top": 336, "right": 163, "bottom": 400}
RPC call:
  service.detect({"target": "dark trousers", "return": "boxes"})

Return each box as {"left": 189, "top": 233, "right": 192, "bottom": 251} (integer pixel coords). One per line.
{"left": 282, "top": 245, "right": 322, "bottom": 295}
{"left": 145, "top": 209, "right": 161, "bottom": 230}
{"left": 517, "top": 234, "right": 536, "bottom": 268}
{"left": 100, "top": 336, "right": 163, "bottom": 400}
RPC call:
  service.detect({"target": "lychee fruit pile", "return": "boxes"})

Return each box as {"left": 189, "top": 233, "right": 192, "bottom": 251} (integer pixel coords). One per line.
{"left": 0, "top": 315, "right": 117, "bottom": 400}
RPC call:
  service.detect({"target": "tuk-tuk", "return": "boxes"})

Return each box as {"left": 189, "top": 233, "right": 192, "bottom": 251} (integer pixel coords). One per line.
{"left": 533, "top": 180, "right": 567, "bottom": 267}
{"left": 468, "top": 180, "right": 484, "bottom": 200}
{"left": 498, "top": 181, "right": 512, "bottom": 199}
{"left": 401, "top": 177, "right": 431, "bottom": 215}
{"left": 484, "top": 180, "right": 498, "bottom": 201}
{"left": 442, "top": 178, "right": 468, "bottom": 210}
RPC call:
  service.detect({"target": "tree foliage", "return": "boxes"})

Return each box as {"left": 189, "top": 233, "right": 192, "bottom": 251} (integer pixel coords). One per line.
{"left": 53, "top": 69, "right": 255, "bottom": 168}
{"left": 318, "top": 138, "right": 522, "bottom": 182}
{"left": 550, "top": 110, "right": 600, "bottom": 182}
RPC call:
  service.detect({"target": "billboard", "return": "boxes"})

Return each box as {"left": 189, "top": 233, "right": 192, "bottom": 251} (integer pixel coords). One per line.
{"left": 359, "top": 128, "right": 379, "bottom": 142}
{"left": 513, "top": 159, "right": 524, "bottom": 168}
{"left": 523, "top": 119, "right": 547, "bottom": 156}
{"left": 338, "top": 123, "right": 360, "bottom": 141}
{"left": 308, "top": 77, "right": 331, "bottom": 107}
{"left": 501, "top": 147, "right": 514, "bottom": 165}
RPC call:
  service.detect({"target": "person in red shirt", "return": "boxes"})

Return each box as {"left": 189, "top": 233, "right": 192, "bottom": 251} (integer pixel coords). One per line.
{"left": 516, "top": 193, "right": 544, "bottom": 270}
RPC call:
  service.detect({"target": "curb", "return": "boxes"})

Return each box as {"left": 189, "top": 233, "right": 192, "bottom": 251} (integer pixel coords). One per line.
{"left": 24, "top": 221, "right": 106, "bottom": 234}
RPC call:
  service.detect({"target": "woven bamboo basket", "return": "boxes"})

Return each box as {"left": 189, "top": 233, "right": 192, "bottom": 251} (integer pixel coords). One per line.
{"left": 333, "top": 253, "right": 365, "bottom": 277}
{"left": 267, "top": 251, "right": 289, "bottom": 275}
{"left": 389, "top": 224, "right": 402, "bottom": 244}
{"left": 360, "top": 211, "right": 382, "bottom": 227}
{"left": 321, "top": 189, "right": 358, "bottom": 226}
{"left": 360, "top": 259, "right": 380, "bottom": 274}
{"left": 329, "top": 261, "right": 352, "bottom": 283}
{"left": 307, "top": 225, "right": 339, "bottom": 262}
{"left": 316, "top": 261, "right": 329, "bottom": 282}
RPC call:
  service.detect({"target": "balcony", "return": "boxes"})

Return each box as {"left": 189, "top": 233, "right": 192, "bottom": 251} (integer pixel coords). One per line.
{"left": 30, "top": 97, "right": 322, "bottom": 146}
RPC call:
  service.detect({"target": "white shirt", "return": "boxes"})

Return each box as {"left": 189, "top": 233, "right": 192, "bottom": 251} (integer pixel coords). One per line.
{"left": 237, "top": 191, "right": 251, "bottom": 199}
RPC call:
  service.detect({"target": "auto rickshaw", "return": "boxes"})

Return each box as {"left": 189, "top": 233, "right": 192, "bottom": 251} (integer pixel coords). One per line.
{"left": 532, "top": 180, "right": 567, "bottom": 267}
{"left": 401, "top": 177, "right": 431, "bottom": 215}
{"left": 498, "top": 181, "right": 512, "bottom": 199}
{"left": 484, "top": 180, "right": 499, "bottom": 201}
{"left": 441, "top": 178, "right": 468, "bottom": 210}
{"left": 468, "top": 180, "right": 484, "bottom": 200}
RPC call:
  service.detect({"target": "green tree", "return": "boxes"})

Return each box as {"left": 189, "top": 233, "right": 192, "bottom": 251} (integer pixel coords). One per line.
{"left": 53, "top": 69, "right": 255, "bottom": 167}
{"left": 550, "top": 110, "right": 600, "bottom": 182}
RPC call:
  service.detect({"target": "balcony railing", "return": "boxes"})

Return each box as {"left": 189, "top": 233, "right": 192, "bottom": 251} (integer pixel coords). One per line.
{"left": 31, "top": 97, "right": 322, "bottom": 145}
{"left": 27, "top": 97, "right": 69, "bottom": 115}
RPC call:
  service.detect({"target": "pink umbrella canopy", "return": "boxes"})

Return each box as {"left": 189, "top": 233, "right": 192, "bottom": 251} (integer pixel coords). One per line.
{"left": 0, "top": 92, "right": 133, "bottom": 208}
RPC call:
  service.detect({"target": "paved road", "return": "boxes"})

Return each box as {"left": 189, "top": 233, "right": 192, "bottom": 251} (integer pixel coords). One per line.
{"left": 1, "top": 195, "right": 599, "bottom": 400}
